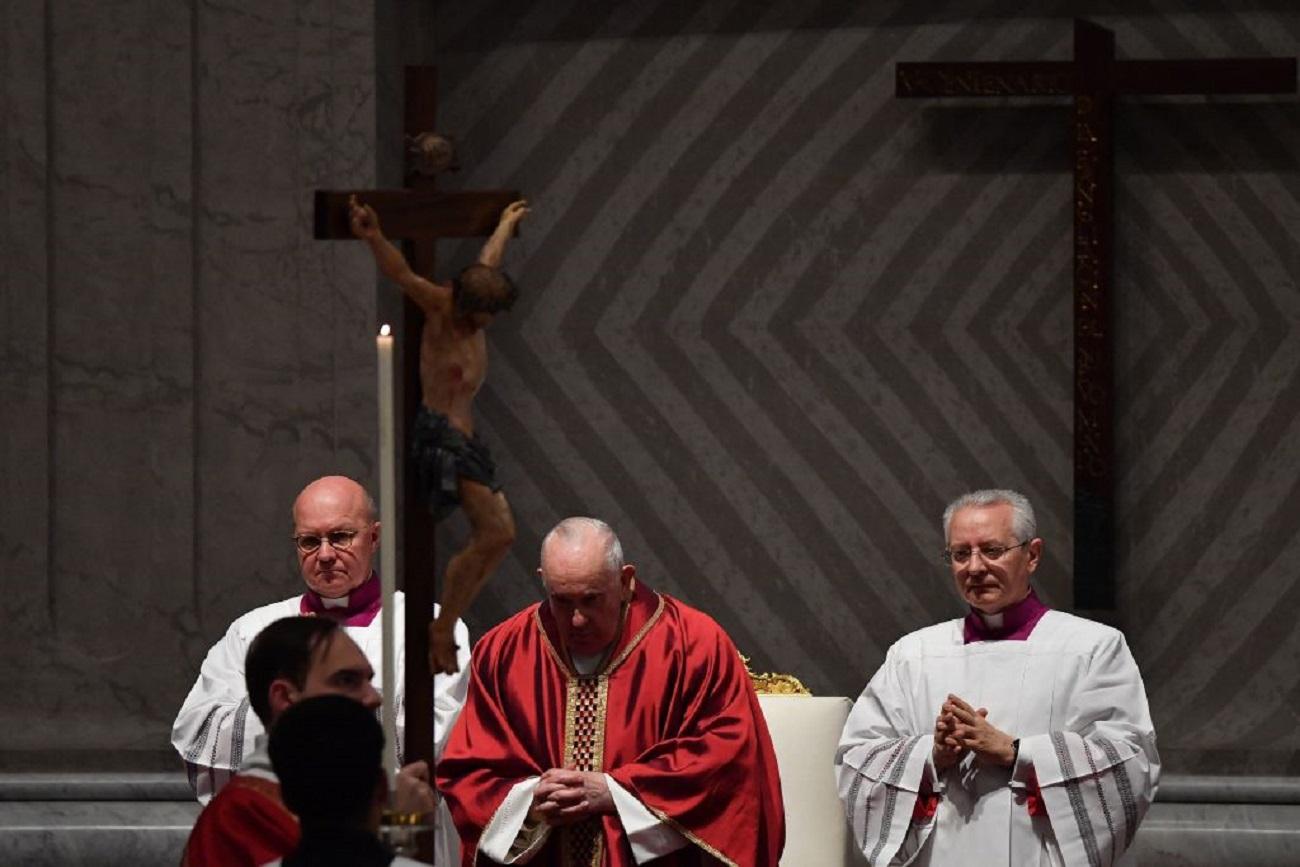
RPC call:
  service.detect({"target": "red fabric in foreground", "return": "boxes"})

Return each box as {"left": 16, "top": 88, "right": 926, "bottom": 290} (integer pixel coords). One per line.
{"left": 438, "top": 582, "right": 785, "bottom": 866}
{"left": 181, "top": 774, "right": 298, "bottom": 867}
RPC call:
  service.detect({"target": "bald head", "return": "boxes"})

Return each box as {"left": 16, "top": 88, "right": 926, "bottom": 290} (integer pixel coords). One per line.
{"left": 293, "top": 476, "right": 380, "bottom": 599}
{"left": 293, "top": 476, "right": 375, "bottom": 525}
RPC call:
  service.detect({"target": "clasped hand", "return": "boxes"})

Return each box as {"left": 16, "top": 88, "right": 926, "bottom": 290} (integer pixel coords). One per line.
{"left": 932, "top": 693, "right": 1016, "bottom": 772}
{"left": 529, "top": 768, "right": 614, "bottom": 826}
{"left": 391, "top": 760, "right": 436, "bottom": 817}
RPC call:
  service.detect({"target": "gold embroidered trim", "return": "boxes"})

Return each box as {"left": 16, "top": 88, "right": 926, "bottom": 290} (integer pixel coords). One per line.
{"left": 561, "top": 675, "right": 610, "bottom": 867}
{"left": 561, "top": 678, "right": 610, "bottom": 773}
{"left": 562, "top": 677, "right": 577, "bottom": 768}
{"left": 647, "top": 803, "right": 740, "bottom": 867}
{"left": 604, "top": 592, "right": 665, "bottom": 675}
{"left": 593, "top": 676, "right": 609, "bottom": 771}
{"left": 534, "top": 606, "right": 571, "bottom": 674}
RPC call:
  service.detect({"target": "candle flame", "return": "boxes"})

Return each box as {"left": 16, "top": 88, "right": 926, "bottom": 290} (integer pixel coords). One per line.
{"left": 379, "top": 324, "right": 391, "bottom": 337}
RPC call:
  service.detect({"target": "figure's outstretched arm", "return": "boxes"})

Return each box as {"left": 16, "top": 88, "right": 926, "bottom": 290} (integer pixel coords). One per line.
{"left": 349, "top": 194, "right": 450, "bottom": 316}
{"left": 476, "top": 200, "right": 530, "bottom": 269}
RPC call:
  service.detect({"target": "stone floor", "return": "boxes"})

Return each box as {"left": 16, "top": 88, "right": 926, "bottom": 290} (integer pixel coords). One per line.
{"left": 0, "top": 773, "right": 1297, "bottom": 865}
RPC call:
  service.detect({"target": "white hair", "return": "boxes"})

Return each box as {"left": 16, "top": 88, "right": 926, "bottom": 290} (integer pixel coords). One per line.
{"left": 540, "top": 517, "right": 624, "bottom": 574}
{"left": 942, "top": 489, "right": 1036, "bottom": 542}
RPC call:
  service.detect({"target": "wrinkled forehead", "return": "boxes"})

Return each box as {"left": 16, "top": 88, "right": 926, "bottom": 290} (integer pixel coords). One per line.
{"left": 947, "top": 503, "right": 1015, "bottom": 543}
{"left": 294, "top": 487, "right": 369, "bottom": 531}
{"left": 541, "top": 546, "right": 618, "bottom": 592}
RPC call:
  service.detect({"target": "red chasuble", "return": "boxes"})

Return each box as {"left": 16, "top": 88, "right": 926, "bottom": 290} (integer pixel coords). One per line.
{"left": 438, "top": 582, "right": 785, "bottom": 866}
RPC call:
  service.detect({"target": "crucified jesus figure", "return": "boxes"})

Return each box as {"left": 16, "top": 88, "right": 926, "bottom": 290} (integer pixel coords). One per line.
{"left": 349, "top": 194, "right": 530, "bottom": 674}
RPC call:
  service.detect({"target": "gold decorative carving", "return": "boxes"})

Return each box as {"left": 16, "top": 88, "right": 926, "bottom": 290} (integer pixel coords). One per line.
{"left": 741, "top": 654, "right": 811, "bottom": 696}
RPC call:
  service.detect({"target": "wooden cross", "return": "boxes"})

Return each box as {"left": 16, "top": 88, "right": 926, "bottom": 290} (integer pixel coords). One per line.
{"left": 313, "top": 67, "right": 519, "bottom": 783}
{"left": 897, "top": 20, "right": 1295, "bottom": 609}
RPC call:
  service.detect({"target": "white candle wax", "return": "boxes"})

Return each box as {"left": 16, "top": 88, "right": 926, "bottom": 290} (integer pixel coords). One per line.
{"left": 376, "top": 324, "right": 398, "bottom": 785}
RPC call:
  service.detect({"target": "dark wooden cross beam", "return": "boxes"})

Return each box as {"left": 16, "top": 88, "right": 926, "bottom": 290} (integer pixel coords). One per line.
{"left": 313, "top": 66, "right": 518, "bottom": 804}
{"left": 897, "top": 20, "right": 1295, "bottom": 610}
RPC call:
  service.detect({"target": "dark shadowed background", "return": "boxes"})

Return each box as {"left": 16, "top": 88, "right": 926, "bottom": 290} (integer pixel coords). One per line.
{"left": 2, "top": 1, "right": 1297, "bottom": 779}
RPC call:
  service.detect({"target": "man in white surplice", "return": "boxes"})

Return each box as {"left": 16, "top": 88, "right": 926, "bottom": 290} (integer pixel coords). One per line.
{"left": 171, "top": 475, "right": 470, "bottom": 865}
{"left": 836, "top": 489, "right": 1159, "bottom": 866}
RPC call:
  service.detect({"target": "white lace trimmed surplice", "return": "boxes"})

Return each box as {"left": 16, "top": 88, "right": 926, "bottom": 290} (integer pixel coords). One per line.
{"left": 173, "top": 595, "right": 472, "bottom": 867}
{"left": 170, "top": 591, "right": 449, "bottom": 801}
{"left": 836, "top": 610, "right": 1159, "bottom": 867}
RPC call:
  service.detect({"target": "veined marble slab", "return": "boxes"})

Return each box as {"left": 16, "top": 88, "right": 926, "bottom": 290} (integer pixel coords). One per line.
{"left": 0, "top": 773, "right": 192, "bottom": 801}
{"left": 1156, "top": 775, "right": 1300, "bottom": 804}
{"left": 0, "top": 801, "right": 200, "bottom": 867}
{"left": 1135, "top": 803, "right": 1300, "bottom": 867}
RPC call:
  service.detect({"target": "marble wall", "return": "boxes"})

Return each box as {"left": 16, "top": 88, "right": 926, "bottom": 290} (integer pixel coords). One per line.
{"left": 3, "top": 0, "right": 1300, "bottom": 788}
{"left": 0, "top": 0, "right": 378, "bottom": 769}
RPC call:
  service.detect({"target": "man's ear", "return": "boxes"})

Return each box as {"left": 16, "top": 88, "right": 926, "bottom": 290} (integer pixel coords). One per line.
{"left": 267, "top": 678, "right": 299, "bottom": 720}
{"left": 1026, "top": 538, "right": 1043, "bottom": 572}
{"left": 620, "top": 564, "right": 636, "bottom": 599}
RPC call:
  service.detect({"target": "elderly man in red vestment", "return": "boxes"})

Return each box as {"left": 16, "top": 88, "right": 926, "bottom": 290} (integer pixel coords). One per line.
{"left": 438, "top": 517, "right": 785, "bottom": 866}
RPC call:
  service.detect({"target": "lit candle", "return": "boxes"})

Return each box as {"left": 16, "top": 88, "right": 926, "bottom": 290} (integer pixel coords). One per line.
{"left": 376, "top": 324, "right": 397, "bottom": 785}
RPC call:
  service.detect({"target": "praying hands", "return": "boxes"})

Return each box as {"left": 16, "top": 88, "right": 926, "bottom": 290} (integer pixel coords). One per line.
{"left": 530, "top": 768, "right": 615, "bottom": 826}
{"left": 933, "top": 693, "right": 1017, "bottom": 770}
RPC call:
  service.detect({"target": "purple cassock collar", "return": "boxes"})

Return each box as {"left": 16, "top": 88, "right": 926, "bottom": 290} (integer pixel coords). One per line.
{"left": 963, "top": 587, "right": 1049, "bottom": 644}
{"left": 299, "top": 572, "right": 382, "bottom": 626}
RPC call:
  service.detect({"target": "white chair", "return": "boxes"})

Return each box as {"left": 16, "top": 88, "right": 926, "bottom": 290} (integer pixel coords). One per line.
{"left": 758, "top": 695, "right": 864, "bottom": 866}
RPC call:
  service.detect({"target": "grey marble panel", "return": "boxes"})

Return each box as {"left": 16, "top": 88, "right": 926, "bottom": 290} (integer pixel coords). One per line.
{"left": 1, "top": 0, "right": 380, "bottom": 764}
{"left": 0, "top": 0, "right": 53, "bottom": 737}
{"left": 9, "top": 0, "right": 196, "bottom": 755}
{"left": 189, "top": 0, "right": 378, "bottom": 671}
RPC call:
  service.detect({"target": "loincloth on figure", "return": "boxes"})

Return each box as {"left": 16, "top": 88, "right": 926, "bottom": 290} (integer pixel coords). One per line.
{"left": 411, "top": 406, "right": 502, "bottom": 522}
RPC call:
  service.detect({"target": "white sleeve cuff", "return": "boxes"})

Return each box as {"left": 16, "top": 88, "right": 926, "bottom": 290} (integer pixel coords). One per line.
{"left": 479, "top": 777, "right": 551, "bottom": 864}
{"left": 606, "top": 775, "right": 689, "bottom": 864}
{"left": 1010, "top": 734, "right": 1037, "bottom": 791}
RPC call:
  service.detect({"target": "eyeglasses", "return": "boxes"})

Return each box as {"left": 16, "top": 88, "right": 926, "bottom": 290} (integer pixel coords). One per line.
{"left": 942, "top": 540, "right": 1029, "bottom": 565}
{"left": 294, "top": 528, "right": 364, "bottom": 554}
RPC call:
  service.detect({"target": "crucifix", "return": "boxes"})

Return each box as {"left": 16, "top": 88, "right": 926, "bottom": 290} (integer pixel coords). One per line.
{"left": 313, "top": 66, "right": 519, "bottom": 780}
{"left": 897, "top": 19, "right": 1295, "bottom": 609}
